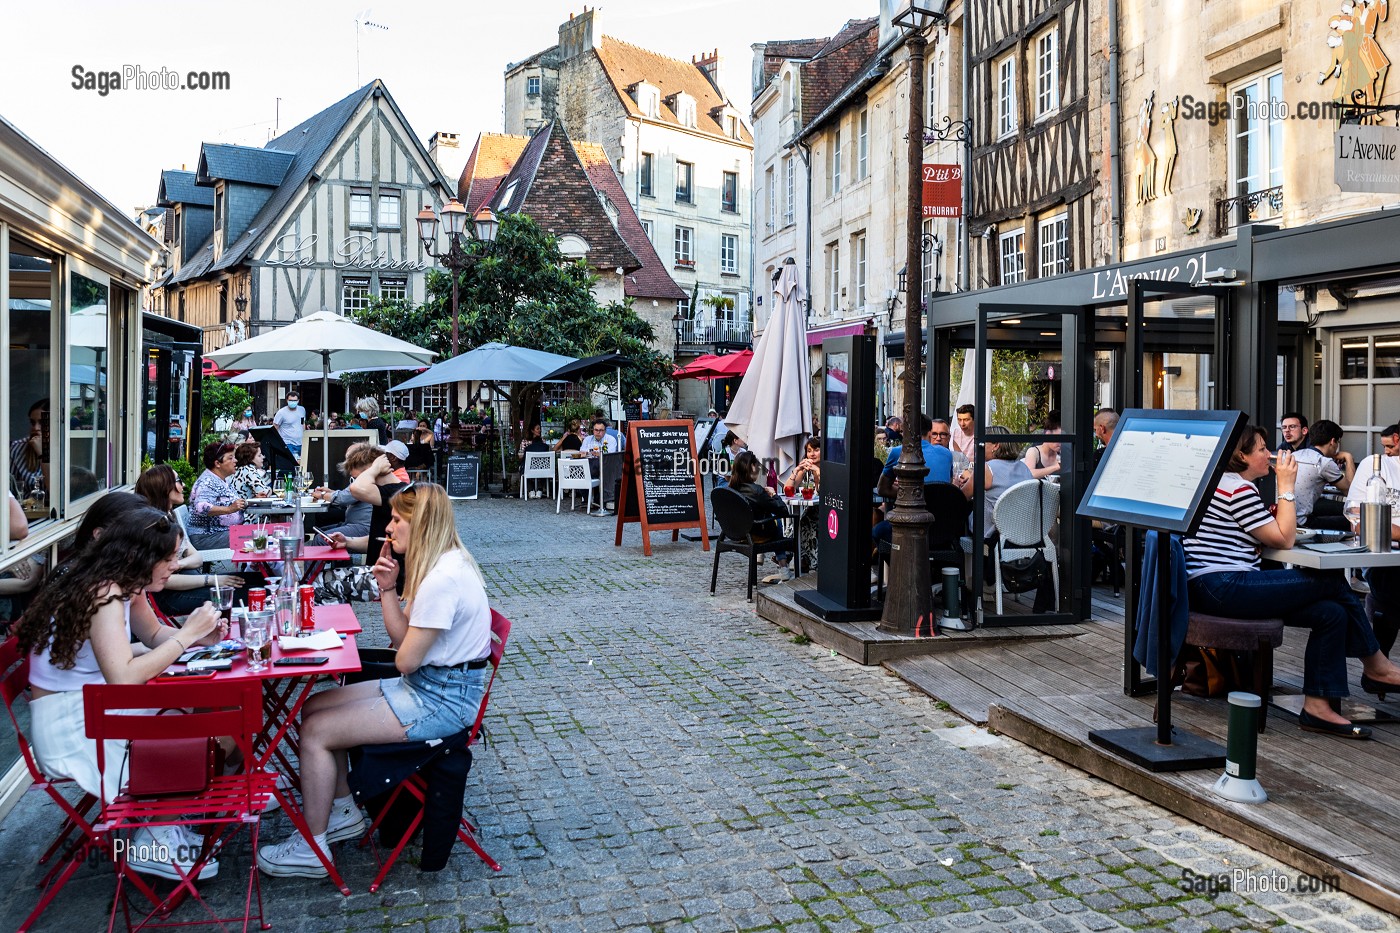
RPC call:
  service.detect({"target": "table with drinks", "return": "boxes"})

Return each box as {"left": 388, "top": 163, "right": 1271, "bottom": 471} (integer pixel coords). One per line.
{"left": 175, "top": 582, "right": 363, "bottom": 893}
{"left": 232, "top": 524, "right": 351, "bottom": 587}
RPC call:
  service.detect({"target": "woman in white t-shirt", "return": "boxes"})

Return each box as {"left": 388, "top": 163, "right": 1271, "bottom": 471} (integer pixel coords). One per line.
{"left": 258, "top": 482, "right": 491, "bottom": 879}
{"left": 1182, "top": 426, "right": 1400, "bottom": 739}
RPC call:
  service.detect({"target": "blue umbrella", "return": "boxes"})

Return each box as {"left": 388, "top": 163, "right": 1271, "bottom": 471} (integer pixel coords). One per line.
{"left": 389, "top": 343, "right": 576, "bottom": 391}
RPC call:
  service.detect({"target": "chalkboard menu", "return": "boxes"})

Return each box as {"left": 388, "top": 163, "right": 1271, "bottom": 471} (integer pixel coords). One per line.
{"left": 446, "top": 452, "right": 480, "bottom": 500}
{"left": 615, "top": 420, "right": 709, "bottom": 556}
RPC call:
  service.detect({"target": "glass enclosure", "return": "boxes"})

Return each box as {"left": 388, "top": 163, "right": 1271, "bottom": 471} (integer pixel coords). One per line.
{"left": 8, "top": 240, "right": 56, "bottom": 530}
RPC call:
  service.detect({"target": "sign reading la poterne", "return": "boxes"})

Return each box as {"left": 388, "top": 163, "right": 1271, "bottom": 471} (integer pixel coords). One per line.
{"left": 1335, "top": 124, "right": 1400, "bottom": 194}
{"left": 265, "top": 233, "right": 427, "bottom": 271}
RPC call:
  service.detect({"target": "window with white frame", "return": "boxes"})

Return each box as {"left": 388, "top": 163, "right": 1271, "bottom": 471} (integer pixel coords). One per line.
{"left": 1038, "top": 214, "right": 1070, "bottom": 277}
{"left": 722, "top": 171, "right": 739, "bottom": 213}
{"left": 674, "top": 226, "right": 694, "bottom": 266}
{"left": 676, "top": 94, "right": 697, "bottom": 128}
{"left": 854, "top": 233, "right": 867, "bottom": 307}
{"left": 641, "top": 219, "right": 654, "bottom": 242}
{"left": 378, "top": 189, "right": 401, "bottom": 229}
{"left": 827, "top": 242, "right": 841, "bottom": 311}
{"left": 640, "top": 152, "right": 654, "bottom": 197}
{"left": 349, "top": 188, "right": 371, "bottom": 227}
{"left": 928, "top": 57, "right": 939, "bottom": 125}
{"left": 419, "top": 385, "right": 448, "bottom": 413}
{"left": 766, "top": 167, "right": 775, "bottom": 229}
{"left": 342, "top": 275, "right": 372, "bottom": 314}
{"left": 831, "top": 128, "right": 842, "bottom": 194}
{"left": 857, "top": 109, "right": 869, "bottom": 180}
{"left": 379, "top": 277, "right": 408, "bottom": 302}
{"left": 1229, "top": 69, "right": 1285, "bottom": 221}
{"left": 997, "top": 55, "right": 1017, "bottom": 138}
{"left": 784, "top": 156, "right": 795, "bottom": 225}
{"left": 721, "top": 234, "right": 739, "bottom": 274}
{"left": 676, "top": 160, "right": 694, "bottom": 203}
{"left": 1035, "top": 29, "right": 1058, "bottom": 118}
{"left": 638, "top": 83, "right": 660, "bottom": 118}
{"left": 725, "top": 114, "right": 740, "bottom": 138}
{"left": 999, "top": 229, "right": 1026, "bottom": 284}
{"left": 526, "top": 75, "right": 541, "bottom": 96}
{"left": 921, "top": 218, "right": 936, "bottom": 296}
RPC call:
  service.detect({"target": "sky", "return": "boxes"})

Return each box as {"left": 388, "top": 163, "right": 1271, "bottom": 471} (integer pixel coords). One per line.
{"left": 1, "top": 0, "right": 866, "bottom": 217}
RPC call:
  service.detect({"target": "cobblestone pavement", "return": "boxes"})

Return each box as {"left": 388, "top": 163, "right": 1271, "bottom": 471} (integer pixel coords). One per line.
{"left": 2, "top": 494, "right": 1397, "bottom": 932}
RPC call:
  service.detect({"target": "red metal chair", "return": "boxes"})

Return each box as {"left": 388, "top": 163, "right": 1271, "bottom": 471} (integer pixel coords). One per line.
{"left": 0, "top": 637, "right": 165, "bottom": 932}
{"left": 84, "top": 679, "right": 276, "bottom": 932}
{"left": 353, "top": 610, "right": 511, "bottom": 891}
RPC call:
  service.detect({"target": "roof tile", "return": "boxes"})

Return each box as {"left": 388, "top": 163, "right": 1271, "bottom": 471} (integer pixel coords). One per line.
{"left": 593, "top": 37, "right": 752, "bottom": 145}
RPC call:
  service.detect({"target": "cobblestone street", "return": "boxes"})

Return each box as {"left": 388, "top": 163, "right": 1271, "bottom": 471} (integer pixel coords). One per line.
{"left": 2, "top": 494, "right": 1397, "bottom": 932}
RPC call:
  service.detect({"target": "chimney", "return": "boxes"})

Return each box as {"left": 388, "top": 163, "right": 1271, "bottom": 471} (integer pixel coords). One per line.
{"left": 692, "top": 48, "right": 721, "bottom": 91}
{"left": 559, "top": 7, "right": 600, "bottom": 62}
{"left": 427, "top": 132, "right": 467, "bottom": 187}
{"left": 750, "top": 43, "right": 768, "bottom": 98}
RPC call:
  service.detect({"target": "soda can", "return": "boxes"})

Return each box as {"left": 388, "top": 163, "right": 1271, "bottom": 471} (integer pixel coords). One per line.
{"left": 299, "top": 585, "right": 315, "bottom": 631}
{"left": 248, "top": 588, "right": 267, "bottom": 611}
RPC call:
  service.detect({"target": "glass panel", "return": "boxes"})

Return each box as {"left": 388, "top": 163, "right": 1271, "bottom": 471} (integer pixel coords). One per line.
{"left": 1377, "top": 384, "right": 1400, "bottom": 423}
{"left": 1374, "top": 336, "right": 1400, "bottom": 378}
{"left": 1341, "top": 339, "right": 1370, "bottom": 379}
{"left": 8, "top": 242, "right": 55, "bottom": 528}
{"left": 69, "top": 269, "right": 109, "bottom": 499}
{"left": 1340, "top": 384, "right": 1369, "bottom": 426}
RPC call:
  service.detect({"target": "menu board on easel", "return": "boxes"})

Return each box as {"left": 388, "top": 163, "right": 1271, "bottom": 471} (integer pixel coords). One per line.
{"left": 614, "top": 420, "right": 709, "bottom": 556}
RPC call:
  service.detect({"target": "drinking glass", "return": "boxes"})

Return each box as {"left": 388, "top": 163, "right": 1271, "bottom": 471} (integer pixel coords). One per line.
{"left": 209, "top": 584, "right": 234, "bottom": 627}
{"left": 244, "top": 612, "right": 273, "bottom": 673}
{"left": 252, "top": 528, "right": 268, "bottom": 552}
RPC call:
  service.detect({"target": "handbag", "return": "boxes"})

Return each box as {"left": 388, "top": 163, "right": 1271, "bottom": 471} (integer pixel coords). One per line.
{"left": 126, "top": 708, "right": 220, "bottom": 798}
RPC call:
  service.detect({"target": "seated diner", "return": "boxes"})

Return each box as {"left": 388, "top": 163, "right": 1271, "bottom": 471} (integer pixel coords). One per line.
{"left": 187, "top": 442, "right": 247, "bottom": 551}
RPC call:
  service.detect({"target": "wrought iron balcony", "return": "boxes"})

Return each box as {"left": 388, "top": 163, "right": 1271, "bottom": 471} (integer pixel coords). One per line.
{"left": 676, "top": 319, "right": 752, "bottom": 348}
{"left": 1215, "top": 185, "right": 1283, "bottom": 237}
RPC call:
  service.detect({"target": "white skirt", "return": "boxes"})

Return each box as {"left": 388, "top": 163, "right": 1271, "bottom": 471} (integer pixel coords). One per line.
{"left": 29, "top": 689, "right": 129, "bottom": 804}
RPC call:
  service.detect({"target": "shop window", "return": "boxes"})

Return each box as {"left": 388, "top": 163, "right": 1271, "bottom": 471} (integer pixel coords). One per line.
{"left": 1376, "top": 336, "right": 1400, "bottom": 378}
{"left": 1341, "top": 338, "right": 1369, "bottom": 379}
{"left": 342, "top": 275, "right": 372, "bottom": 314}
{"left": 8, "top": 241, "right": 57, "bottom": 528}
{"left": 379, "top": 277, "right": 407, "bottom": 302}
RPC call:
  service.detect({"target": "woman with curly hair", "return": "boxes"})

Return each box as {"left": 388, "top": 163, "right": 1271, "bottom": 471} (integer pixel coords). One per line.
{"left": 258, "top": 483, "right": 492, "bottom": 878}
{"left": 135, "top": 464, "right": 245, "bottom": 615}
{"left": 15, "top": 506, "right": 224, "bottom": 878}
{"left": 230, "top": 441, "right": 272, "bottom": 500}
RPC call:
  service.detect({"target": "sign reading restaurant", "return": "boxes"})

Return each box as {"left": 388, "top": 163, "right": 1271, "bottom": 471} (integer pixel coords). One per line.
{"left": 922, "top": 163, "right": 962, "bottom": 218}
{"left": 1334, "top": 124, "right": 1400, "bottom": 194}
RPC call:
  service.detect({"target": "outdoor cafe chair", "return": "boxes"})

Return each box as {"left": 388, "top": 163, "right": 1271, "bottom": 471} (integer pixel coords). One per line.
{"left": 520, "top": 450, "right": 557, "bottom": 500}
{"left": 349, "top": 610, "right": 511, "bottom": 891}
{"left": 84, "top": 679, "right": 276, "bottom": 932}
{"left": 175, "top": 504, "right": 232, "bottom": 568}
{"left": 1, "top": 636, "right": 162, "bottom": 933}
{"left": 710, "top": 487, "right": 795, "bottom": 602}
{"left": 991, "top": 479, "right": 1060, "bottom": 615}
{"left": 556, "top": 455, "right": 598, "bottom": 513}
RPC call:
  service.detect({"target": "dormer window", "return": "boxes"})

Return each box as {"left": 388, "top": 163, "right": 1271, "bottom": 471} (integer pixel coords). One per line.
{"left": 725, "top": 114, "right": 740, "bottom": 138}
{"left": 635, "top": 82, "right": 660, "bottom": 118}
{"left": 676, "top": 93, "right": 697, "bottom": 128}
{"left": 214, "top": 186, "right": 225, "bottom": 232}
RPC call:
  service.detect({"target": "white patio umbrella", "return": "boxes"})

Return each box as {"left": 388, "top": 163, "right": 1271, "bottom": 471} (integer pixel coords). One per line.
{"left": 724, "top": 261, "right": 811, "bottom": 476}
{"left": 206, "top": 309, "right": 436, "bottom": 481}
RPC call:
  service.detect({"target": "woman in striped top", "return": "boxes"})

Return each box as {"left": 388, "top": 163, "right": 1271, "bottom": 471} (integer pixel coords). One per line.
{"left": 1183, "top": 425, "right": 1400, "bottom": 739}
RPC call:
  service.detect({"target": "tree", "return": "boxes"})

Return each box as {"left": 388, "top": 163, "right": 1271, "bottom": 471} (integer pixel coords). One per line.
{"left": 200, "top": 377, "right": 253, "bottom": 435}
{"left": 346, "top": 214, "right": 673, "bottom": 440}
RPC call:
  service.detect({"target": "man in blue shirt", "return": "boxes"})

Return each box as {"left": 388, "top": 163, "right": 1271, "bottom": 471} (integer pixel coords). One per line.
{"left": 873, "top": 413, "right": 955, "bottom": 547}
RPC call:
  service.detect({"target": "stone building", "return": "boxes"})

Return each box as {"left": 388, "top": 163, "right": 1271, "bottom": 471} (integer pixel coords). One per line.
{"left": 503, "top": 6, "right": 754, "bottom": 409}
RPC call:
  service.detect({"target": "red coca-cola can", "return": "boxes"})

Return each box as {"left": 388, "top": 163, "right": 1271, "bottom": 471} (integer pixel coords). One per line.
{"left": 248, "top": 588, "right": 267, "bottom": 611}
{"left": 299, "top": 585, "right": 315, "bottom": 631}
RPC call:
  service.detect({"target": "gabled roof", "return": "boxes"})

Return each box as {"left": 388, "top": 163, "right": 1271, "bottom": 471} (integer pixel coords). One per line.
{"left": 166, "top": 79, "right": 453, "bottom": 286}
{"left": 484, "top": 121, "right": 640, "bottom": 275}
{"left": 756, "top": 37, "right": 829, "bottom": 94}
{"left": 574, "top": 140, "right": 687, "bottom": 302}
{"left": 594, "top": 37, "right": 753, "bottom": 145}
{"left": 798, "top": 18, "right": 880, "bottom": 128}
{"left": 158, "top": 170, "right": 214, "bottom": 208}
{"left": 196, "top": 143, "right": 295, "bottom": 188}
{"left": 460, "top": 134, "right": 531, "bottom": 213}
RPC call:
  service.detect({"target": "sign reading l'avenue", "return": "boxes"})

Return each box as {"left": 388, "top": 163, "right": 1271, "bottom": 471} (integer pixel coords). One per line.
{"left": 1335, "top": 124, "right": 1400, "bottom": 194}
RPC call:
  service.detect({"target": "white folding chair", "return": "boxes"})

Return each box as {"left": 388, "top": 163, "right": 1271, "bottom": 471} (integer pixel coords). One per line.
{"left": 556, "top": 456, "right": 599, "bottom": 513}
{"left": 520, "top": 450, "right": 558, "bottom": 499}
{"left": 174, "top": 503, "right": 232, "bottom": 565}
{"left": 991, "top": 479, "right": 1060, "bottom": 615}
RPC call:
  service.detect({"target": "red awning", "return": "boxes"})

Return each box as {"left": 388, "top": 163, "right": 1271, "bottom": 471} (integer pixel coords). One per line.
{"left": 673, "top": 350, "right": 752, "bottom": 380}
{"left": 805, "top": 322, "right": 867, "bottom": 346}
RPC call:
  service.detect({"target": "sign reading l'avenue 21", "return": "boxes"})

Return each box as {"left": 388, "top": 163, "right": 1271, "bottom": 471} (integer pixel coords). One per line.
{"left": 1335, "top": 124, "right": 1400, "bottom": 194}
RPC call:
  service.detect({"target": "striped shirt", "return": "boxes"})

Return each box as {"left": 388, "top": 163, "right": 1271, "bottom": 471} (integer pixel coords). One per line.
{"left": 1182, "top": 472, "right": 1273, "bottom": 578}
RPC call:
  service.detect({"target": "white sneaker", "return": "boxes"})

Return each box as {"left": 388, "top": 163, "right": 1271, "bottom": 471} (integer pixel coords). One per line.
{"left": 256, "top": 835, "right": 328, "bottom": 879}
{"left": 126, "top": 825, "right": 219, "bottom": 882}
{"left": 324, "top": 801, "right": 367, "bottom": 844}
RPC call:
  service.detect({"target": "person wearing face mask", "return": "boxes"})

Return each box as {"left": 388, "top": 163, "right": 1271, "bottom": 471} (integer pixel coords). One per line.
{"left": 274, "top": 392, "right": 306, "bottom": 456}
{"left": 232, "top": 407, "right": 257, "bottom": 437}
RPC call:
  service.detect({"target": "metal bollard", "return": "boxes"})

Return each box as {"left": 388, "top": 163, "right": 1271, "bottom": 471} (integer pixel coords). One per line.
{"left": 1212, "top": 691, "right": 1267, "bottom": 803}
{"left": 940, "top": 567, "right": 972, "bottom": 631}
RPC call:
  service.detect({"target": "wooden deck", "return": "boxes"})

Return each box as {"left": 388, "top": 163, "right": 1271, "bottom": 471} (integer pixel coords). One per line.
{"left": 880, "top": 598, "right": 1400, "bottom": 916}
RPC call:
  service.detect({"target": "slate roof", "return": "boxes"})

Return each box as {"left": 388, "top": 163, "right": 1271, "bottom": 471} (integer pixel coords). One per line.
{"left": 157, "top": 170, "right": 214, "bottom": 207}
{"left": 460, "top": 134, "right": 531, "bottom": 214}
{"left": 165, "top": 79, "right": 452, "bottom": 286}
{"left": 593, "top": 37, "right": 753, "bottom": 145}
{"left": 574, "top": 140, "right": 687, "bottom": 302}
{"left": 195, "top": 143, "right": 295, "bottom": 188}
{"left": 798, "top": 18, "right": 880, "bottom": 128}
{"left": 483, "top": 121, "right": 640, "bottom": 276}
{"left": 756, "top": 37, "right": 828, "bottom": 94}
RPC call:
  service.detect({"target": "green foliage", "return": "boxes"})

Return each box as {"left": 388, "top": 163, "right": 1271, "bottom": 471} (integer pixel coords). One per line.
{"left": 200, "top": 378, "right": 253, "bottom": 435}
{"left": 947, "top": 350, "right": 1041, "bottom": 434}
{"left": 544, "top": 399, "right": 597, "bottom": 427}
{"left": 142, "top": 452, "right": 197, "bottom": 489}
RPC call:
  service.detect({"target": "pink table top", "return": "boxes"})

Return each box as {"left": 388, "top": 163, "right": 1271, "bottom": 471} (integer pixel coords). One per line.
{"left": 233, "top": 545, "right": 351, "bottom": 564}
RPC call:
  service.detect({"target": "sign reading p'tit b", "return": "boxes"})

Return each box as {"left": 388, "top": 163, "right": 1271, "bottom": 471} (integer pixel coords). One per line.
{"left": 1335, "top": 124, "right": 1400, "bottom": 194}
{"left": 922, "top": 163, "right": 963, "bottom": 218}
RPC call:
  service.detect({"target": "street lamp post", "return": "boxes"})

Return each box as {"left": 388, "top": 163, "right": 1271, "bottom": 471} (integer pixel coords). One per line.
{"left": 881, "top": 2, "right": 947, "bottom": 635}
{"left": 416, "top": 199, "right": 499, "bottom": 441}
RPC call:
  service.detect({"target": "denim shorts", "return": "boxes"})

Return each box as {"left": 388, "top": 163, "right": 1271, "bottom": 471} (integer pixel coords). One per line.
{"left": 379, "top": 664, "right": 489, "bottom": 742}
